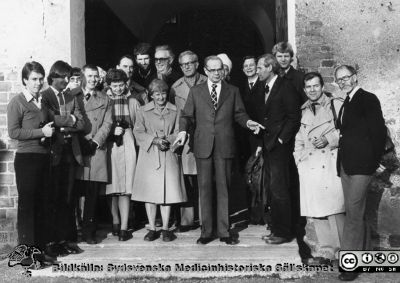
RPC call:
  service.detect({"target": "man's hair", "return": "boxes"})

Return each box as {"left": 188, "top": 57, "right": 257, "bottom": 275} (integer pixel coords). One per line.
{"left": 257, "top": 54, "right": 281, "bottom": 74}
{"left": 71, "top": 67, "right": 81, "bottom": 77}
{"left": 148, "top": 78, "right": 168, "bottom": 95}
{"left": 47, "top": 60, "right": 72, "bottom": 85}
{"left": 303, "top": 72, "right": 324, "bottom": 87}
{"left": 334, "top": 65, "right": 357, "bottom": 78}
{"left": 82, "top": 64, "right": 99, "bottom": 73}
{"left": 133, "top": 42, "right": 152, "bottom": 58}
{"left": 21, "top": 61, "right": 45, "bottom": 86}
{"left": 272, "top": 41, "right": 294, "bottom": 57}
{"left": 204, "top": 55, "right": 222, "bottom": 68}
{"left": 155, "top": 45, "right": 174, "bottom": 60}
{"left": 105, "top": 68, "right": 128, "bottom": 85}
{"left": 242, "top": 55, "right": 256, "bottom": 66}
{"left": 178, "top": 50, "right": 198, "bottom": 63}
{"left": 118, "top": 54, "right": 134, "bottom": 65}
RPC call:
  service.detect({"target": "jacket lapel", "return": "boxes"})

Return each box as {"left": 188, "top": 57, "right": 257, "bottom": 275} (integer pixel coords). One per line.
{"left": 85, "top": 91, "right": 104, "bottom": 112}
{"left": 216, "top": 81, "right": 229, "bottom": 110}
{"left": 200, "top": 83, "right": 215, "bottom": 110}
{"left": 265, "top": 77, "right": 282, "bottom": 110}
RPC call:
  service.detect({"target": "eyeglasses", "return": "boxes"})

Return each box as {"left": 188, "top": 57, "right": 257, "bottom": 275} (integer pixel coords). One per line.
{"left": 335, "top": 74, "right": 354, "bottom": 84}
{"left": 205, "top": 68, "right": 223, "bottom": 74}
{"left": 179, "top": 61, "right": 197, "bottom": 68}
{"left": 154, "top": 57, "right": 170, "bottom": 63}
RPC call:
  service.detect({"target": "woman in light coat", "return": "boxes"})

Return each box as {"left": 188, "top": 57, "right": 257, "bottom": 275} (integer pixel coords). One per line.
{"left": 105, "top": 69, "right": 140, "bottom": 241}
{"left": 132, "top": 79, "right": 186, "bottom": 242}
{"left": 294, "top": 72, "right": 345, "bottom": 262}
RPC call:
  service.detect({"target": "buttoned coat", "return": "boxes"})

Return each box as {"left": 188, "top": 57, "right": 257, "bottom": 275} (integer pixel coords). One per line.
{"left": 180, "top": 81, "right": 249, "bottom": 158}
{"left": 132, "top": 101, "right": 186, "bottom": 204}
{"left": 294, "top": 95, "right": 345, "bottom": 217}
{"left": 171, "top": 74, "right": 207, "bottom": 174}
{"left": 41, "top": 87, "right": 85, "bottom": 166}
{"left": 73, "top": 88, "right": 113, "bottom": 182}
{"left": 105, "top": 91, "right": 140, "bottom": 195}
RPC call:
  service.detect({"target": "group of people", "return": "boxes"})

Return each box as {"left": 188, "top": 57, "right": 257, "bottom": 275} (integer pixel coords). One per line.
{"left": 8, "top": 41, "right": 386, "bottom": 281}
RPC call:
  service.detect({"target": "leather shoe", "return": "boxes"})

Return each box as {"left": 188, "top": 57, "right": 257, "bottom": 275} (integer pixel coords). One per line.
{"left": 338, "top": 272, "right": 359, "bottom": 281}
{"left": 175, "top": 225, "right": 192, "bottom": 233}
{"left": 265, "top": 236, "right": 290, "bottom": 245}
{"left": 220, "top": 236, "right": 239, "bottom": 245}
{"left": 196, "top": 237, "right": 214, "bottom": 245}
{"left": 144, "top": 230, "right": 159, "bottom": 241}
{"left": 112, "top": 224, "right": 120, "bottom": 236}
{"left": 62, "top": 242, "right": 84, "bottom": 254}
{"left": 84, "top": 234, "right": 97, "bottom": 245}
{"left": 161, "top": 230, "right": 177, "bottom": 242}
{"left": 119, "top": 230, "right": 133, "bottom": 241}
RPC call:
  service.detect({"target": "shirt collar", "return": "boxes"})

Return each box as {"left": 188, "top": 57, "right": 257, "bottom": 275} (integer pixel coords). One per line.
{"left": 348, "top": 86, "right": 360, "bottom": 101}
{"left": 22, "top": 88, "right": 40, "bottom": 103}
{"left": 266, "top": 75, "right": 278, "bottom": 90}
{"left": 248, "top": 76, "right": 258, "bottom": 84}
{"left": 50, "top": 86, "right": 60, "bottom": 96}
{"left": 207, "top": 79, "right": 221, "bottom": 88}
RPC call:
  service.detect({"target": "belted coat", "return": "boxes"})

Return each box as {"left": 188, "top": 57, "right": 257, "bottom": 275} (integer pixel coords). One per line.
{"left": 294, "top": 94, "right": 345, "bottom": 217}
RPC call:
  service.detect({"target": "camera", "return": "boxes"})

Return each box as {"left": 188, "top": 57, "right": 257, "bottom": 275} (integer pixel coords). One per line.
{"left": 113, "top": 119, "right": 130, "bottom": 147}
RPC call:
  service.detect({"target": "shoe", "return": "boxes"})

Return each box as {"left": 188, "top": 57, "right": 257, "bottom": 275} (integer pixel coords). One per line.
{"left": 119, "top": 230, "right": 133, "bottom": 241}
{"left": 144, "top": 230, "right": 159, "bottom": 241}
{"left": 338, "top": 272, "right": 359, "bottom": 281}
{"left": 175, "top": 225, "right": 193, "bottom": 233}
{"left": 261, "top": 232, "right": 274, "bottom": 240}
{"left": 62, "top": 242, "right": 84, "bottom": 254}
{"left": 302, "top": 257, "right": 331, "bottom": 266}
{"left": 161, "top": 230, "right": 177, "bottom": 242}
{"left": 84, "top": 234, "right": 97, "bottom": 245}
{"left": 44, "top": 243, "right": 59, "bottom": 258}
{"left": 265, "top": 236, "right": 290, "bottom": 245}
{"left": 112, "top": 224, "right": 120, "bottom": 236}
{"left": 220, "top": 236, "right": 239, "bottom": 245}
{"left": 196, "top": 237, "right": 215, "bottom": 245}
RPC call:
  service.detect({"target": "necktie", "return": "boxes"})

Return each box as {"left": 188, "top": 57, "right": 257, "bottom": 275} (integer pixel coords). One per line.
{"left": 338, "top": 95, "right": 350, "bottom": 125}
{"left": 264, "top": 84, "right": 270, "bottom": 103}
{"left": 210, "top": 84, "right": 218, "bottom": 109}
{"left": 249, "top": 82, "right": 254, "bottom": 89}
{"left": 57, "top": 92, "right": 65, "bottom": 106}
{"left": 311, "top": 102, "right": 319, "bottom": 115}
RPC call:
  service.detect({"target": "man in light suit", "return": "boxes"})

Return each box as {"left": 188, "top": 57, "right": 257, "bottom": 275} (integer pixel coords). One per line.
{"left": 74, "top": 64, "right": 113, "bottom": 244}
{"left": 335, "top": 65, "right": 386, "bottom": 281}
{"left": 41, "top": 60, "right": 85, "bottom": 257}
{"left": 174, "top": 56, "right": 263, "bottom": 245}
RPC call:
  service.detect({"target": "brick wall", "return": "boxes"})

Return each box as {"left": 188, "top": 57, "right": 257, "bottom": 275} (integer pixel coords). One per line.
{"left": 0, "top": 70, "right": 20, "bottom": 247}
{"left": 295, "top": 0, "right": 400, "bottom": 250}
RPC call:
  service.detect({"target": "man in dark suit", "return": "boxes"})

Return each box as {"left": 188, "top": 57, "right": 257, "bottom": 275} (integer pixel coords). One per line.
{"left": 174, "top": 56, "right": 263, "bottom": 245}
{"left": 132, "top": 42, "right": 157, "bottom": 89}
{"left": 41, "top": 60, "right": 85, "bottom": 256}
{"left": 254, "top": 54, "right": 301, "bottom": 246}
{"left": 272, "top": 42, "right": 307, "bottom": 104}
{"left": 335, "top": 65, "right": 386, "bottom": 281}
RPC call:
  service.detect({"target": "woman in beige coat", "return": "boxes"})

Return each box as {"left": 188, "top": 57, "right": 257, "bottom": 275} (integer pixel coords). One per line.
{"left": 105, "top": 69, "right": 140, "bottom": 241}
{"left": 132, "top": 79, "right": 186, "bottom": 242}
{"left": 294, "top": 72, "right": 345, "bottom": 262}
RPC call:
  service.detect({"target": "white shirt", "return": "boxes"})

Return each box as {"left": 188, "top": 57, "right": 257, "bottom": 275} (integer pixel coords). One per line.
{"left": 265, "top": 75, "right": 278, "bottom": 102}
{"left": 207, "top": 79, "right": 221, "bottom": 101}
{"left": 247, "top": 76, "right": 258, "bottom": 89}
{"left": 22, "top": 88, "right": 41, "bottom": 109}
{"left": 347, "top": 85, "right": 360, "bottom": 102}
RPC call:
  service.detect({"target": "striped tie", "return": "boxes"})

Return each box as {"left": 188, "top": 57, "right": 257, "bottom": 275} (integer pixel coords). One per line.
{"left": 210, "top": 84, "right": 218, "bottom": 109}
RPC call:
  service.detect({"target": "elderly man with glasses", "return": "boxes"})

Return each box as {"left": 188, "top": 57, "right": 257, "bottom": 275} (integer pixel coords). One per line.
{"left": 334, "top": 65, "right": 386, "bottom": 281}
{"left": 170, "top": 50, "right": 207, "bottom": 233}
{"left": 154, "top": 45, "right": 181, "bottom": 102}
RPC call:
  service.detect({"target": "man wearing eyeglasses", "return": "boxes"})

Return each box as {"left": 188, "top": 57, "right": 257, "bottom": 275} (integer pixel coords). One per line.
{"left": 174, "top": 55, "right": 264, "bottom": 245}
{"left": 154, "top": 45, "right": 181, "bottom": 102}
{"left": 170, "top": 50, "right": 207, "bottom": 233}
{"left": 334, "top": 65, "right": 386, "bottom": 281}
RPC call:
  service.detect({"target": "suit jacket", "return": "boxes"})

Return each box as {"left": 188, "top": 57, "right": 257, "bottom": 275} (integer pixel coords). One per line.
{"left": 257, "top": 76, "right": 301, "bottom": 151}
{"left": 41, "top": 87, "right": 85, "bottom": 166}
{"left": 72, "top": 88, "right": 113, "bottom": 182}
{"left": 283, "top": 66, "right": 308, "bottom": 104}
{"left": 180, "top": 81, "right": 250, "bottom": 159}
{"left": 337, "top": 88, "right": 386, "bottom": 175}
